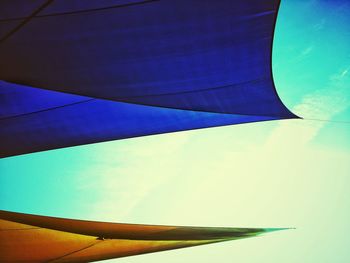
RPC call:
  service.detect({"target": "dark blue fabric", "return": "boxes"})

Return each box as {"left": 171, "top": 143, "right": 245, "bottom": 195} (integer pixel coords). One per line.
{"left": 0, "top": 82, "right": 279, "bottom": 157}
{"left": 0, "top": 0, "right": 296, "bottom": 157}
{"left": 0, "top": 1, "right": 44, "bottom": 20}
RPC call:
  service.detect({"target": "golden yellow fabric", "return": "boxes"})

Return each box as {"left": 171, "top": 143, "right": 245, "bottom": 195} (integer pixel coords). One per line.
{"left": 0, "top": 210, "right": 280, "bottom": 262}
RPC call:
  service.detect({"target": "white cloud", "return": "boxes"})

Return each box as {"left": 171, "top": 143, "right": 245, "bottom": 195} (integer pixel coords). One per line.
{"left": 267, "top": 66, "right": 350, "bottom": 148}
{"left": 75, "top": 131, "right": 193, "bottom": 222}
{"left": 312, "top": 19, "right": 326, "bottom": 31}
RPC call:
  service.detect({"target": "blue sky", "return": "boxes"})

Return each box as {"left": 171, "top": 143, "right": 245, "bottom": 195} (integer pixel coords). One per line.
{"left": 1, "top": 0, "right": 350, "bottom": 262}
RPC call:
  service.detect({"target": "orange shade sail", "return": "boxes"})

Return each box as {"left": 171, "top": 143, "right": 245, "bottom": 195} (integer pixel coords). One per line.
{"left": 0, "top": 210, "right": 285, "bottom": 262}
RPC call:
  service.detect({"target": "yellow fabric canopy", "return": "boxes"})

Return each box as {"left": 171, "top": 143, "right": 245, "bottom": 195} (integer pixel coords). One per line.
{"left": 0, "top": 210, "right": 284, "bottom": 262}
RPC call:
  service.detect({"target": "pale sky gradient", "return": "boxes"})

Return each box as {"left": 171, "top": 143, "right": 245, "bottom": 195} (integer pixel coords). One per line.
{"left": 0, "top": 0, "right": 349, "bottom": 262}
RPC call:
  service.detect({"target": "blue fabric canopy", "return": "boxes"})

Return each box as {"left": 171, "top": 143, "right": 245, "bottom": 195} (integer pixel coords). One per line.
{"left": 0, "top": 0, "right": 297, "bottom": 157}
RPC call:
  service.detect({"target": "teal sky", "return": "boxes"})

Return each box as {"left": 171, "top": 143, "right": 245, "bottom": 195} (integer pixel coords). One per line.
{"left": 1, "top": 0, "right": 350, "bottom": 262}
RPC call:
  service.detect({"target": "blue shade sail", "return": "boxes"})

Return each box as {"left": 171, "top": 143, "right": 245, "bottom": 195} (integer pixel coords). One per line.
{"left": 0, "top": 81, "right": 278, "bottom": 157}
{"left": 0, "top": 0, "right": 297, "bottom": 157}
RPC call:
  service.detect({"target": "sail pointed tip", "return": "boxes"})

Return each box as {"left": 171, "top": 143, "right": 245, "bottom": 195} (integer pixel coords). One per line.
{"left": 263, "top": 227, "right": 295, "bottom": 233}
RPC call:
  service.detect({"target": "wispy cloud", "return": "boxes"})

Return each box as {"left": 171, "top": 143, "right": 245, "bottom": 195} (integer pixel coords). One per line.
{"left": 312, "top": 19, "right": 326, "bottom": 31}
{"left": 76, "top": 131, "right": 192, "bottom": 222}
{"left": 266, "top": 66, "right": 350, "bottom": 148}
{"left": 340, "top": 67, "right": 349, "bottom": 78}
{"left": 301, "top": 46, "right": 314, "bottom": 57}
{"left": 294, "top": 45, "right": 314, "bottom": 63}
